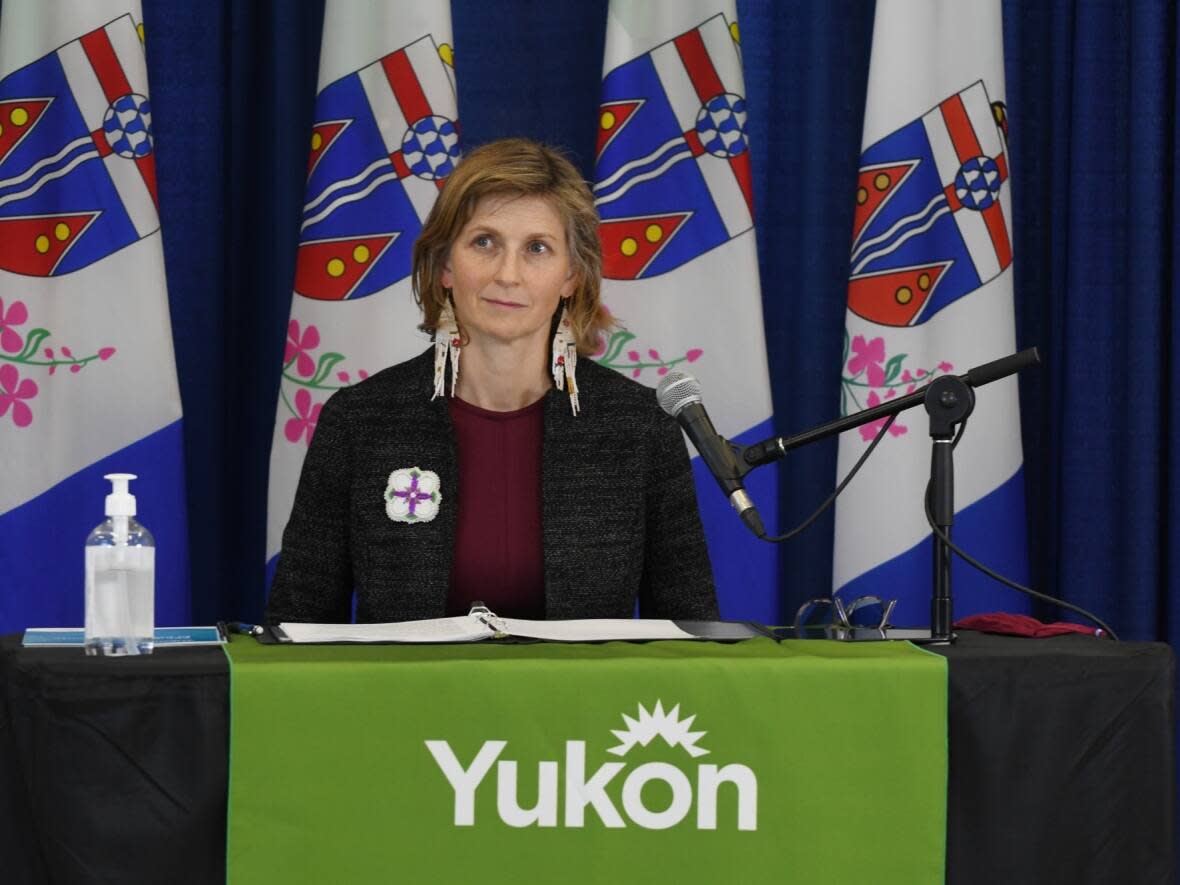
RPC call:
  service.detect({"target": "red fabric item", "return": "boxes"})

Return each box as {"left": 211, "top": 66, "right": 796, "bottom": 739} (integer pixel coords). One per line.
{"left": 445, "top": 394, "right": 546, "bottom": 619}
{"left": 953, "top": 612, "right": 1102, "bottom": 638}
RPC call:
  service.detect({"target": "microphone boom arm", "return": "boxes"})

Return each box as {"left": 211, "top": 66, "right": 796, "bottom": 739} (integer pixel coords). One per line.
{"left": 740, "top": 347, "right": 1041, "bottom": 468}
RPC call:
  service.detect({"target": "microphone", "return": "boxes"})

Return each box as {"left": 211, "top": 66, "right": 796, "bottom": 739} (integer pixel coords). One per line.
{"left": 656, "top": 372, "right": 765, "bottom": 537}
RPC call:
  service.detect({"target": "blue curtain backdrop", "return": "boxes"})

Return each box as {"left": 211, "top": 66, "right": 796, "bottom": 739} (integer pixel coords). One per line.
{"left": 125, "top": 0, "right": 1179, "bottom": 654}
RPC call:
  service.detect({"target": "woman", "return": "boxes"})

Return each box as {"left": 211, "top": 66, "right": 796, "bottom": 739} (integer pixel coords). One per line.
{"left": 266, "top": 138, "right": 717, "bottom": 624}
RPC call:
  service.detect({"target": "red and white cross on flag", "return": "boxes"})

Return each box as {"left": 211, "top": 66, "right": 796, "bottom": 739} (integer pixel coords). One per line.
{"left": 57, "top": 15, "right": 158, "bottom": 234}
{"left": 924, "top": 82, "right": 1012, "bottom": 278}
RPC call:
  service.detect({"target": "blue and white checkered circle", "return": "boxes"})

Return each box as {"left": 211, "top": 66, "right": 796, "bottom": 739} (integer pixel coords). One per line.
{"left": 954, "top": 156, "right": 1002, "bottom": 210}
{"left": 401, "top": 115, "right": 461, "bottom": 181}
{"left": 102, "top": 93, "right": 153, "bottom": 159}
{"left": 695, "top": 93, "right": 748, "bottom": 158}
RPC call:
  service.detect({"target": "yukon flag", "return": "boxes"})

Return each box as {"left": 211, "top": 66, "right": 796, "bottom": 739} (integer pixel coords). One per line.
{"left": 834, "top": 0, "right": 1029, "bottom": 625}
{"left": 0, "top": 2, "right": 189, "bottom": 632}
{"left": 595, "top": 2, "right": 778, "bottom": 622}
{"left": 266, "top": 0, "right": 459, "bottom": 584}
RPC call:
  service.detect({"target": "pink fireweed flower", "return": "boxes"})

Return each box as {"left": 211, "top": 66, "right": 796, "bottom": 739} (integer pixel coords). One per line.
{"left": 0, "top": 363, "right": 37, "bottom": 427}
{"left": 285, "top": 320, "right": 320, "bottom": 378}
{"left": 938, "top": 361, "right": 953, "bottom": 373}
{"left": 284, "top": 388, "right": 322, "bottom": 446}
{"left": 0, "top": 298, "right": 28, "bottom": 354}
{"left": 847, "top": 335, "right": 886, "bottom": 387}
{"left": 685, "top": 348, "right": 703, "bottom": 363}
{"left": 858, "top": 390, "right": 907, "bottom": 442}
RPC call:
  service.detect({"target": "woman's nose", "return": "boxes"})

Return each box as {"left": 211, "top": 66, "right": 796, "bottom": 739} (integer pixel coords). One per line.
{"left": 494, "top": 248, "right": 522, "bottom": 286}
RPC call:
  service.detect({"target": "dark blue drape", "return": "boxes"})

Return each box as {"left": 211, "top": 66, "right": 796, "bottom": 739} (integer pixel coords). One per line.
{"left": 144, "top": 1, "right": 323, "bottom": 622}
{"left": 139, "top": 0, "right": 1179, "bottom": 660}
{"left": 1005, "top": 0, "right": 1180, "bottom": 646}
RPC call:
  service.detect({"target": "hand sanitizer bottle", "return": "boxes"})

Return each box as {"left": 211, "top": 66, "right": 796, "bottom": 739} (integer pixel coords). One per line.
{"left": 85, "top": 473, "right": 155, "bottom": 656}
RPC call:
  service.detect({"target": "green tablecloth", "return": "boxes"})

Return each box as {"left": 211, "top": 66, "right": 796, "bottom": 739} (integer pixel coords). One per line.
{"left": 226, "top": 636, "right": 946, "bottom": 884}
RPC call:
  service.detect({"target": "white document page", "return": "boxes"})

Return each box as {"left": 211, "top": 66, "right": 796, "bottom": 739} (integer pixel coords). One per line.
{"left": 499, "top": 618, "right": 695, "bottom": 642}
{"left": 278, "top": 617, "right": 494, "bottom": 644}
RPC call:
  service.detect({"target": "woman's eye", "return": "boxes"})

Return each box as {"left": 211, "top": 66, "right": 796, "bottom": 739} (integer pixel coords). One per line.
{"left": 528, "top": 241, "right": 549, "bottom": 254}
{"left": 473, "top": 235, "right": 492, "bottom": 248}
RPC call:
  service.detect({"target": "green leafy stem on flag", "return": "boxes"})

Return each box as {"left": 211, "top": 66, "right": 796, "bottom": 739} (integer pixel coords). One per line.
{"left": 840, "top": 329, "right": 954, "bottom": 418}
{"left": 592, "top": 329, "right": 703, "bottom": 379}
{"left": 0, "top": 298, "right": 118, "bottom": 429}
{"left": 279, "top": 353, "right": 360, "bottom": 424}
{"left": 0, "top": 300, "right": 117, "bottom": 375}
{"left": 278, "top": 321, "right": 371, "bottom": 438}
{"left": 282, "top": 351, "right": 349, "bottom": 390}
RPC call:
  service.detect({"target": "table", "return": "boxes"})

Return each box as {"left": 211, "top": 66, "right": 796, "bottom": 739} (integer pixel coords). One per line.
{"left": 0, "top": 631, "right": 1173, "bottom": 884}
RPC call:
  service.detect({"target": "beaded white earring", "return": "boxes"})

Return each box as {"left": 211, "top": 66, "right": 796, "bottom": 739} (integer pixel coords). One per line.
{"left": 551, "top": 302, "right": 579, "bottom": 416}
{"left": 431, "top": 296, "right": 460, "bottom": 400}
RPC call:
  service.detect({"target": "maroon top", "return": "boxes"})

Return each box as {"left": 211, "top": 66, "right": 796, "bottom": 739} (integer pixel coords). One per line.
{"left": 445, "top": 394, "right": 546, "bottom": 618}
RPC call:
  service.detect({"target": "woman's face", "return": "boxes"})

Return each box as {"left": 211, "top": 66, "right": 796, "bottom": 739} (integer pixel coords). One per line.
{"left": 441, "top": 193, "right": 575, "bottom": 354}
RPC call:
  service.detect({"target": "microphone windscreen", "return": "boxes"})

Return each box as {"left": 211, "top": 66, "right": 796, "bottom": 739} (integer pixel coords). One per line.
{"left": 656, "top": 372, "right": 702, "bottom": 417}
{"left": 964, "top": 347, "right": 1041, "bottom": 388}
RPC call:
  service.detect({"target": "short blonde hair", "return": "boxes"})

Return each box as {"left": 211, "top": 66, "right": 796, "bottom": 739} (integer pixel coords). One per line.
{"left": 412, "top": 138, "right": 610, "bottom": 354}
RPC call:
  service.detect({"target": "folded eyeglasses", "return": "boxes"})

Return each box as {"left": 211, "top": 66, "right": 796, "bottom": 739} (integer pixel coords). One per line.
{"left": 793, "top": 595, "right": 898, "bottom": 632}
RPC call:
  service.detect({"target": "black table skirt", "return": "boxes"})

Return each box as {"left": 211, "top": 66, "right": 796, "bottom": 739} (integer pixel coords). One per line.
{"left": 1, "top": 631, "right": 1173, "bottom": 885}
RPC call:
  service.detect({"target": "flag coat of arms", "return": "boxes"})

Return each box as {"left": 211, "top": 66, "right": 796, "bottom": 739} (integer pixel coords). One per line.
{"left": 834, "top": 0, "right": 1029, "bottom": 624}
{"left": 0, "top": 2, "right": 188, "bottom": 631}
{"left": 266, "top": 0, "right": 459, "bottom": 577}
{"left": 595, "top": 2, "right": 778, "bottom": 622}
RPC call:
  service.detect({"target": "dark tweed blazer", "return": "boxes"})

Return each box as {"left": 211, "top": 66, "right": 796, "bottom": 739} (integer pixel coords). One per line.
{"left": 266, "top": 348, "right": 718, "bottom": 624}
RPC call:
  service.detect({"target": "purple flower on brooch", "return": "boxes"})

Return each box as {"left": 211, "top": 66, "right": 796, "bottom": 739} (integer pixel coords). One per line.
{"left": 385, "top": 467, "right": 441, "bottom": 523}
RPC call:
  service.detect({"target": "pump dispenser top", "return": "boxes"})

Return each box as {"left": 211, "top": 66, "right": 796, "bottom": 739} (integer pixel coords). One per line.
{"left": 104, "top": 473, "right": 137, "bottom": 517}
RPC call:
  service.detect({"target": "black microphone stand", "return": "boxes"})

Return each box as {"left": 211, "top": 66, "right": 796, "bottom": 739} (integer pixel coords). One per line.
{"left": 925, "top": 374, "right": 974, "bottom": 640}
{"left": 733, "top": 347, "right": 1040, "bottom": 643}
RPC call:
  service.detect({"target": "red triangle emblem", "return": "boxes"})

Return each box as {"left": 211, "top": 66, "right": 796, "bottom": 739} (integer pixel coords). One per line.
{"left": 307, "top": 119, "right": 350, "bottom": 178}
{"left": 0, "top": 98, "right": 52, "bottom": 165}
{"left": 599, "top": 212, "right": 691, "bottom": 280}
{"left": 294, "top": 233, "right": 398, "bottom": 301}
{"left": 848, "top": 262, "right": 949, "bottom": 326}
{"left": 596, "top": 100, "right": 643, "bottom": 158}
{"left": 851, "top": 161, "right": 918, "bottom": 245}
{"left": 0, "top": 212, "right": 99, "bottom": 277}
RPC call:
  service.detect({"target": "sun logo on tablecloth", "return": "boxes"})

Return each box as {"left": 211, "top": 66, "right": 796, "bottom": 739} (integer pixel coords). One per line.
{"left": 608, "top": 700, "right": 709, "bottom": 758}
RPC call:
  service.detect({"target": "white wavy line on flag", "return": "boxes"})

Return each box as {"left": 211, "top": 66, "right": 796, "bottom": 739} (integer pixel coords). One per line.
{"left": 303, "top": 157, "right": 388, "bottom": 214}
{"left": 850, "top": 193, "right": 947, "bottom": 264}
{"left": 0, "top": 136, "right": 93, "bottom": 191}
{"left": 850, "top": 204, "right": 951, "bottom": 275}
{"left": 594, "top": 136, "right": 685, "bottom": 193}
{"left": 300, "top": 171, "right": 400, "bottom": 232}
{"left": 593, "top": 149, "right": 693, "bottom": 208}
{"left": 0, "top": 149, "right": 100, "bottom": 209}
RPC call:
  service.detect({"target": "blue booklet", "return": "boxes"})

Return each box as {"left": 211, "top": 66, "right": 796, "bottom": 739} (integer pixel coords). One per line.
{"left": 22, "top": 626, "right": 225, "bottom": 647}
